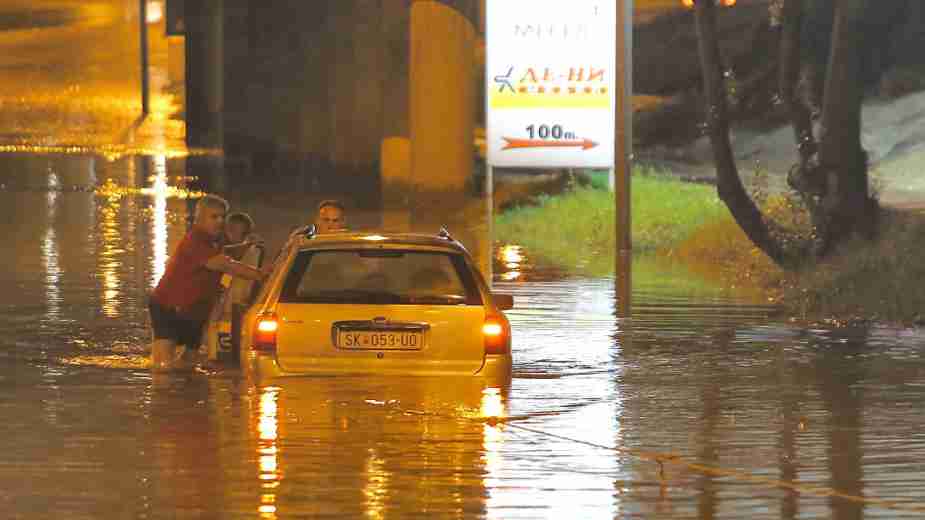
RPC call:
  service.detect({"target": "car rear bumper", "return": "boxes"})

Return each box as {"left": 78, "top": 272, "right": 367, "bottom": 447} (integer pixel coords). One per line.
{"left": 474, "top": 354, "right": 513, "bottom": 382}
{"left": 244, "top": 352, "right": 512, "bottom": 385}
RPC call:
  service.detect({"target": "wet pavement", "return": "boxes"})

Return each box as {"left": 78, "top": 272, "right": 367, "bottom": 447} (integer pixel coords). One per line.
{"left": 0, "top": 0, "right": 185, "bottom": 157}
{"left": 4, "top": 1, "right": 925, "bottom": 518}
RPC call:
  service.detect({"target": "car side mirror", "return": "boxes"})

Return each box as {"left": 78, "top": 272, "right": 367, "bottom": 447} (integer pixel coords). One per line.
{"left": 493, "top": 293, "right": 514, "bottom": 311}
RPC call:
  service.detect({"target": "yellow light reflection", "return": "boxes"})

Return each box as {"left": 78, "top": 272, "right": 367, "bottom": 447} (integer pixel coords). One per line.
{"left": 95, "top": 176, "right": 203, "bottom": 202}
{"left": 150, "top": 155, "right": 168, "bottom": 287}
{"left": 0, "top": 144, "right": 200, "bottom": 162}
{"left": 501, "top": 245, "right": 523, "bottom": 265}
{"left": 480, "top": 386, "right": 511, "bottom": 519}
{"left": 259, "top": 456, "right": 278, "bottom": 479}
{"left": 256, "top": 387, "right": 281, "bottom": 519}
{"left": 42, "top": 177, "right": 61, "bottom": 321}
{"left": 498, "top": 245, "right": 525, "bottom": 283}
{"left": 99, "top": 185, "right": 123, "bottom": 318}
{"left": 480, "top": 386, "right": 506, "bottom": 482}
{"left": 258, "top": 395, "right": 279, "bottom": 442}
{"left": 146, "top": 1, "right": 164, "bottom": 23}
{"left": 501, "top": 271, "right": 521, "bottom": 282}
{"left": 363, "top": 449, "right": 390, "bottom": 520}
{"left": 480, "top": 387, "right": 505, "bottom": 419}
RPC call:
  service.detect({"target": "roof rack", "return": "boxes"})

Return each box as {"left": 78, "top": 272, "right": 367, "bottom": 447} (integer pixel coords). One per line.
{"left": 438, "top": 226, "right": 453, "bottom": 241}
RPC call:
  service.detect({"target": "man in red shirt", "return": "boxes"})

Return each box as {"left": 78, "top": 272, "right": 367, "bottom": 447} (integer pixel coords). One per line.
{"left": 149, "top": 194, "right": 268, "bottom": 371}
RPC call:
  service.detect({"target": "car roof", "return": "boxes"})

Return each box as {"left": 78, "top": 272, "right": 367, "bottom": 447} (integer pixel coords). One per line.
{"left": 294, "top": 230, "right": 471, "bottom": 255}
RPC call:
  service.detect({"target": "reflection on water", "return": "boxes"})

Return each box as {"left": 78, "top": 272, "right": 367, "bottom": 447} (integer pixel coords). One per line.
{"left": 149, "top": 155, "right": 169, "bottom": 287}
{"left": 498, "top": 244, "right": 524, "bottom": 282}
{"left": 146, "top": 0, "right": 164, "bottom": 24}
{"left": 98, "top": 193, "right": 122, "bottom": 318}
{"left": 363, "top": 448, "right": 389, "bottom": 520}
{"left": 256, "top": 386, "right": 281, "bottom": 519}
{"left": 480, "top": 387, "right": 507, "bottom": 518}
{"left": 3, "top": 153, "right": 925, "bottom": 518}
{"left": 42, "top": 172, "right": 61, "bottom": 322}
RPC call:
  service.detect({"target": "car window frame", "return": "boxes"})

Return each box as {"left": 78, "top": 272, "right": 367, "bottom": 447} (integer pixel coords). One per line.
{"left": 279, "top": 248, "right": 484, "bottom": 306}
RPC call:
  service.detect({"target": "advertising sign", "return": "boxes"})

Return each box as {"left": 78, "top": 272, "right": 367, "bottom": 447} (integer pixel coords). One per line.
{"left": 486, "top": 1, "right": 616, "bottom": 168}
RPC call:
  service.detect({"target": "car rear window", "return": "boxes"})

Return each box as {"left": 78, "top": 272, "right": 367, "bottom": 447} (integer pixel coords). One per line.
{"left": 279, "top": 250, "right": 482, "bottom": 305}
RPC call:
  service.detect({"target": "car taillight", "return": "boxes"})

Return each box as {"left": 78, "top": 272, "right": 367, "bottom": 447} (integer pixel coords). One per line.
{"left": 483, "top": 316, "right": 510, "bottom": 355}
{"left": 253, "top": 313, "right": 278, "bottom": 353}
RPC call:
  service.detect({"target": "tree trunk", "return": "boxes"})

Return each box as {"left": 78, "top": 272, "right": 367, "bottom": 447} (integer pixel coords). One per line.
{"left": 816, "top": 0, "right": 876, "bottom": 253}
{"left": 693, "top": 0, "right": 791, "bottom": 267}
{"left": 778, "top": 0, "right": 817, "bottom": 168}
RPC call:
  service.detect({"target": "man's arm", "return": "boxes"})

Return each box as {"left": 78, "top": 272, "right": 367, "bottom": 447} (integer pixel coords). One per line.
{"left": 224, "top": 235, "right": 264, "bottom": 255}
{"left": 205, "top": 254, "right": 268, "bottom": 281}
{"left": 222, "top": 242, "right": 250, "bottom": 258}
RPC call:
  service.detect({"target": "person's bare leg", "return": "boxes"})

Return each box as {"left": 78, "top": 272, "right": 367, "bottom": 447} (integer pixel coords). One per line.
{"left": 150, "top": 338, "right": 179, "bottom": 372}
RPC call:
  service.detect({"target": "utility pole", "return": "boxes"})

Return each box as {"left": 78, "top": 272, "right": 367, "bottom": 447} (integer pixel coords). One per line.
{"left": 615, "top": 0, "right": 633, "bottom": 317}
{"left": 140, "top": 0, "right": 150, "bottom": 115}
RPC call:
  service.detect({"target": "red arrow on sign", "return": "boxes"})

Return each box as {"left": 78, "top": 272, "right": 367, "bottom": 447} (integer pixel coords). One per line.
{"left": 502, "top": 137, "right": 599, "bottom": 151}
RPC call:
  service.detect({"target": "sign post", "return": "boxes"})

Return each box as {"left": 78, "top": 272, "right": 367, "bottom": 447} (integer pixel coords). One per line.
{"left": 615, "top": 0, "right": 632, "bottom": 317}
{"left": 140, "top": 0, "right": 150, "bottom": 115}
{"left": 486, "top": 0, "right": 631, "bottom": 314}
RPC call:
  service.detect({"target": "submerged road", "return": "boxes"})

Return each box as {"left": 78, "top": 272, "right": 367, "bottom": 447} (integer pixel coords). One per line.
{"left": 3, "top": 1, "right": 925, "bottom": 518}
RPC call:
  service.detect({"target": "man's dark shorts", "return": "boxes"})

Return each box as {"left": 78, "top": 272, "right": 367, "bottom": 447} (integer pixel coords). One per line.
{"left": 149, "top": 299, "right": 205, "bottom": 349}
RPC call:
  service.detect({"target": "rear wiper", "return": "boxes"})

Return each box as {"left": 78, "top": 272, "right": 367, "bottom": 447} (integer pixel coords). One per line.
{"left": 301, "top": 290, "right": 403, "bottom": 304}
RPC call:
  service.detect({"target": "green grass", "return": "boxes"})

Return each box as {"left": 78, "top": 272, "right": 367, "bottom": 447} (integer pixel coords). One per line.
{"left": 496, "top": 167, "right": 925, "bottom": 324}
{"left": 780, "top": 209, "right": 925, "bottom": 324}
{"left": 494, "top": 167, "right": 728, "bottom": 276}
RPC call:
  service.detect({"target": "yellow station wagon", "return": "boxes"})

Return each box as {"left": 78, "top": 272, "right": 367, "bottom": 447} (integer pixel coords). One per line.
{"left": 211, "top": 228, "right": 514, "bottom": 383}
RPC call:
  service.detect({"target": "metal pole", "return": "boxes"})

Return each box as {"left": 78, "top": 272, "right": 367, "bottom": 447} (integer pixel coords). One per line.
{"left": 486, "top": 163, "right": 494, "bottom": 288}
{"left": 615, "top": 0, "right": 633, "bottom": 317}
{"left": 140, "top": 0, "right": 150, "bottom": 115}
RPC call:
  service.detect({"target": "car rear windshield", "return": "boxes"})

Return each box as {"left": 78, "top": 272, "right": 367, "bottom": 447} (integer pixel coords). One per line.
{"left": 279, "top": 249, "right": 483, "bottom": 305}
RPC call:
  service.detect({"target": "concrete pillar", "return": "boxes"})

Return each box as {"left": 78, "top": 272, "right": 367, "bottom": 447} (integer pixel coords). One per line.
{"left": 409, "top": 0, "right": 485, "bottom": 272}
{"left": 381, "top": 136, "right": 412, "bottom": 230}
{"left": 185, "top": 0, "right": 223, "bottom": 149}
{"left": 183, "top": 0, "right": 224, "bottom": 202}
{"left": 327, "top": 2, "right": 385, "bottom": 171}
{"left": 351, "top": 3, "right": 386, "bottom": 170}
{"left": 409, "top": 0, "right": 477, "bottom": 193}
{"left": 297, "top": 2, "right": 333, "bottom": 186}
{"left": 167, "top": 37, "right": 185, "bottom": 91}
{"left": 380, "top": 0, "right": 412, "bottom": 229}
{"left": 222, "top": 0, "right": 253, "bottom": 161}
{"left": 382, "top": 1, "right": 411, "bottom": 140}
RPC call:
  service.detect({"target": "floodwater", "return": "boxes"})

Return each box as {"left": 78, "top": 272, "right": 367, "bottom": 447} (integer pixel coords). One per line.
{"left": 3, "top": 153, "right": 925, "bottom": 520}
{"left": 4, "top": 0, "right": 925, "bottom": 517}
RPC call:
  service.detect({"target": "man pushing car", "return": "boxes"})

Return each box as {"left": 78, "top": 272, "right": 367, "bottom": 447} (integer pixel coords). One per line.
{"left": 148, "top": 194, "right": 270, "bottom": 371}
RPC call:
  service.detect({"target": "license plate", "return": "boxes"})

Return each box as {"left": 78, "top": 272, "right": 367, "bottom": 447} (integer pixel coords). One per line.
{"left": 337, "top": 330, "right": 423, "bottom": 350}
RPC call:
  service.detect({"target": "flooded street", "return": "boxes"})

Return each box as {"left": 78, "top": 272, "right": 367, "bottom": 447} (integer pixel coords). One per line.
{"left": 3, "top": 154, "right": 925, "bottom": 519}
{"left": 4, "top": 0, "right": 925, "bottom": 518}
